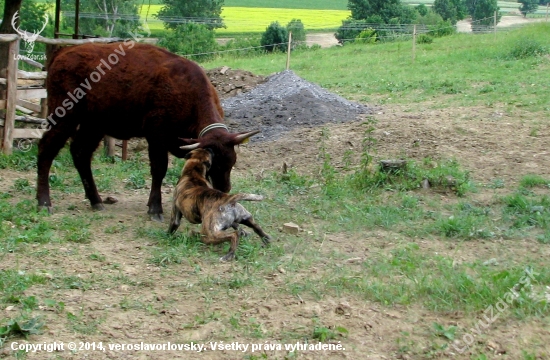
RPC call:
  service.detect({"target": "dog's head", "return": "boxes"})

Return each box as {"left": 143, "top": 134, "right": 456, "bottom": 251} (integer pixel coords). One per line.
{"left": 184, "top": 148, "right": 214, "bottom": 174}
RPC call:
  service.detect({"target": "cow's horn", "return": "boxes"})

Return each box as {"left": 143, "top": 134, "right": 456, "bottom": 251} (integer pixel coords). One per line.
{"left": 234, "top": 130, "right": 260, "bottom": 143}
{"left": 180, "top": 143, "right": 200, "bottom": 150}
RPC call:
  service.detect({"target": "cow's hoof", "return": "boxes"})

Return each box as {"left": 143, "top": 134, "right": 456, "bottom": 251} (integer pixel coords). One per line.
{"left": 38, "top": 205, "right": 53, "bottom": 214}
{"left": 92, "top": 203, "right": 105, "bottom": 211}
{"left": 220, "top": 253, "right": 235, "bottom": 262}
{"left": 150, "top": 213, "right": 164, "bottom": 223}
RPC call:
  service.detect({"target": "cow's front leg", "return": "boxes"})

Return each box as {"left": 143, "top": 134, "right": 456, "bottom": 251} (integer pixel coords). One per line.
{"left": 147, "top": 143, "right": 168, "bottom": 222}
{"left": 70, "top": 128, "right": 105, "bottom": 210}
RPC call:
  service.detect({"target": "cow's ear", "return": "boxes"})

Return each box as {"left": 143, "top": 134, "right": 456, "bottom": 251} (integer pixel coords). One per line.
{"left": 232, "top": 130, "right": 260, "bottom": 145}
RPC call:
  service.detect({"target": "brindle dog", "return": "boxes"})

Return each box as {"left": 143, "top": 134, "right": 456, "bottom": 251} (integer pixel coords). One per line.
{"left": 169, "top": 148, "right": 271, "bottom": 261}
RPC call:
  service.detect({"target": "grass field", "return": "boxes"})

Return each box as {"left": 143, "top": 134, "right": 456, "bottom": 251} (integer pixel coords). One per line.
{"left": 1, "top": 23, "right": 550, "bottom": 359}
{"left": 204, "top": 23, "right": 550, "bottom": 111}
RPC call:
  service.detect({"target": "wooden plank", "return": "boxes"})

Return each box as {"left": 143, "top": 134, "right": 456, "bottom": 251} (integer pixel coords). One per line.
{"left": 2, "top": 40, "right": 19, "bottom": 154}
{"left": 19, "top": 57, "right": 45, "bottom": 70}
{"left": 0, "top": 69, "right": 47, "bottom": 80}
{"left": 17, "top": 99, "right": 43, "bottom": 113}
{"left": 14, "top": 115, "right": 46, "bottom": 124}
{"left": 0, "top": 34, "right": 19, "bottom": 42}
{"left": 0, "top": 88, "right": 47, "bottom": 100}
{"left": 0, "top": 99, "right": 5, "bottom": 109}
{"left": 34, "top": 32, "right": 120, "bottom": 45}
{"left": 12, "top": 128, "right": 46, "bottom": 139}
{"left": 17, "top": 88, "right": 47, "bottom": 100}
{"left": 16, "top": 105, "right": 34, "bottom": 115}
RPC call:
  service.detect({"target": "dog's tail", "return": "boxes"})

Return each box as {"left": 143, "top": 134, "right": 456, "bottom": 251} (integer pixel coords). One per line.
{"left": 227, "top": 193, "right": 264, "bottom": 203}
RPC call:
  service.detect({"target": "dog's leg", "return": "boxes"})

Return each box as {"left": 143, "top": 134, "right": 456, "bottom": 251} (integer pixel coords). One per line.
{"left": 168, "top": 203, "right": 183, "bottom": 234}
{"left": 200, "top": 229, "right": 240, "bottom": 261}
{"left": 240, "top": 217, "right": 271, "bottom": 246}
{"left": 231, "top": 222, "right": 249, "bottom": 238}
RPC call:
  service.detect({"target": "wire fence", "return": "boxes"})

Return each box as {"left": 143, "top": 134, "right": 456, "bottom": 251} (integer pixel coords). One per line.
{"left": 20, "top": 13, "right": 549, "bottom": 62}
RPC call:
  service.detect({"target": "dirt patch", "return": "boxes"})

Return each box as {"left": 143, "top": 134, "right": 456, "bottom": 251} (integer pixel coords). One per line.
{"left": 306, "top": 33, "right": 339, "bottom": 48}
{"left": 457, "top": 15, "right": 547, "bottom": 33}
{"left": 205, "top": 67, "right": 266, "bottom": 99}
{"left": 2, "top": 69, "right": 550, "bottom": 360}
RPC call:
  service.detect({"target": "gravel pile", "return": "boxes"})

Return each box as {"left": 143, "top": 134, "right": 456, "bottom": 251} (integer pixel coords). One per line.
{"left": 222, "top": 70, "right": 372, "bottom": 142}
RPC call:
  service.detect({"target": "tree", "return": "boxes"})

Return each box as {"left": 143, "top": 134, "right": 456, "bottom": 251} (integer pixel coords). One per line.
{"left": 260, "top": 22, "right": 288, "bottom": 52}
{"left": 157, "top": 23, "right": 217, "bottom": 61}
{"left": 156, "top": 0, "right": 224, "bottom": 30}
{"left": 519, "top": 0, "right": 539, "bottom": 17}
{"left": 61, "top": 0, "right": 141, "bottom": 38}
{"left": 0, "top": 0, "right": 23, "bottom": 70}
{"left": 416, "top": 4, "right": 429, "bottom": 17}
{"left": 433, "top": 0, "right": 467, "bottom": 24}
{"left": 348, "top": 0, "right": 405, "bottom": 23}
{"left": 465, "top": 0, "right": 501, "bottom": 25}
{"left": 286, "top": 19, "right": 306, "bottom": 48}
{"left": 347, "top": 0, "right": 421, "bottom": 24}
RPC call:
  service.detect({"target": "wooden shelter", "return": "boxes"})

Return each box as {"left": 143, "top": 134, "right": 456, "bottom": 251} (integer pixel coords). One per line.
{"left": 0, "top": 32, "right": 127, "bottom": 156}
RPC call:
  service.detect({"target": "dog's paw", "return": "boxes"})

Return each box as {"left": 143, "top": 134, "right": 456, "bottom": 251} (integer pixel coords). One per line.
{"left": 261, "top": 236, "right": 272, "bottom": 246}
{"left": 238, "top": 229, "right": 250, "bottom": 238}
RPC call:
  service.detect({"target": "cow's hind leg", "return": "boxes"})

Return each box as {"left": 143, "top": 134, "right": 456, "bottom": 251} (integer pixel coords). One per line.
{"left": 146, "top": 142, "right": 168, "bottom": 222}
{"left": 70, "top": 128, "right": 104, "bottom": 210}
{"left": 37, "top": 122, "right": 78, "bottom": 213}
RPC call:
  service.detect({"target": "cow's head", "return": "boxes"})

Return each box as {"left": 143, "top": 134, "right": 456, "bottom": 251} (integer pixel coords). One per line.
{"left": 180, "top": 130, "right": 259, "bottom": 192}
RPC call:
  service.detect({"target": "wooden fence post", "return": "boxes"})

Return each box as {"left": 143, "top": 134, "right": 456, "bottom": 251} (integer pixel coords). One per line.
{"left": 494, "top": 11, "right": 497, "bottom": 40}
{"left": 104, "top": 136, "right": 116, "bottom": 157}
{"left": 412, "top": 25, "right": 416, "bottom": 63}
{"left": 122, "top": 140, "right": 128, "bottom": 161}
{"left": 2, "top": 39, "right": 20, "bottom": 155}
{"left": 546, "top": 3, "right": 549, "bottom": 22}
{"left": 286, "top": 31, "right": 292, "bottom": 70}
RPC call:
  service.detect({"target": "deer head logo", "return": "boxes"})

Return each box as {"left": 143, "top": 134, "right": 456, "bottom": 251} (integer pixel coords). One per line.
{"left": 11, "top": 10, "right": 49, "bottom": 54}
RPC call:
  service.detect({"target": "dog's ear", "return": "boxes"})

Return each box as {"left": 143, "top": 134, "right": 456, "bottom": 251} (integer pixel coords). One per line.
{"left": 184, "top": 151, "right": 193, "bottom": 160}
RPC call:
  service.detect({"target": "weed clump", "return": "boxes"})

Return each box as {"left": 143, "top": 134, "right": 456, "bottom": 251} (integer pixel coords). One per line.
{"left": 508, "top": 38, "right": 548, "bottom": 59}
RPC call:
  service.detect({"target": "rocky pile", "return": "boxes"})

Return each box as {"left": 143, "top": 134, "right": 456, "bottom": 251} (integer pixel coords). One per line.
{"left": 221, "top": 70, "right": 373, "bottom": 142}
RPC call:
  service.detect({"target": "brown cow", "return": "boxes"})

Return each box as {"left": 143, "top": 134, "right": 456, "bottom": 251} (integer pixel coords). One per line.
{"left": 37, "top": 42, "right": 258, "bottom": 221}
{"left": 169, "top": 148, "right": 271, "bottom": 261}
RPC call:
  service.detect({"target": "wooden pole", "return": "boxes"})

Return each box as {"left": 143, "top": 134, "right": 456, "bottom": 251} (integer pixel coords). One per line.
{"left": 494, "top": 11, "right": 497, "bottom": 40}
{"left": 122, "top": 140, "right": 128, "bottom": 161}
{"left": 2, "top": 39, "right": 19, "bottom": 154}
{"left": 74, "top": 0, "right": 80, "bottom": 39}
{"left": 104, "top": 136, "right": 116, "bottom": 157}
{"left": 39, "top": 98, "right": 48, "bottom": 119}
{"left": 54, "top": 0, "right": 61, "bottom": 38}
{"left": 546, "top": 3, "right": 549, "bottom": 22}
{"left": 412, "top": 24, "right": 416, "bottom": 63}
{"left": 286, "top": 31, "right": 292, "bottom": 70}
